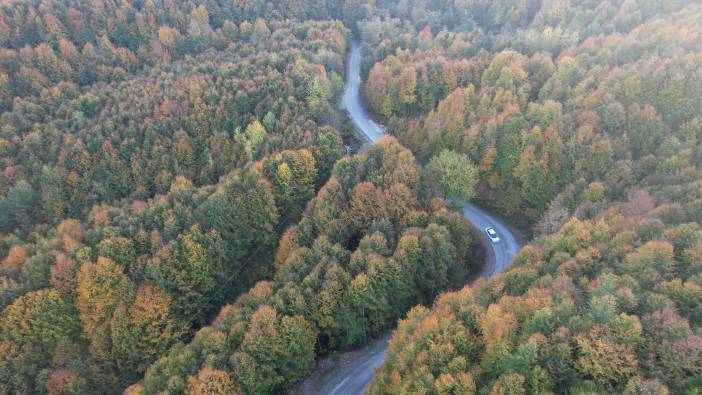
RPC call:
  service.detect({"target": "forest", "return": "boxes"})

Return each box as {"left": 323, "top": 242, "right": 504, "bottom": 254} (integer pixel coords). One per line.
{"left": 362, "top": 1, "right": 702, "bottom": 394}
{"left": 1, "top": 0, "right": 702, "bottom": 394}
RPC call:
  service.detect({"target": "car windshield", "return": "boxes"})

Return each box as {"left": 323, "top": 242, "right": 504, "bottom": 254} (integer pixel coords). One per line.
{"left": 488, "top": 229, "right": 497, "bottom": 236}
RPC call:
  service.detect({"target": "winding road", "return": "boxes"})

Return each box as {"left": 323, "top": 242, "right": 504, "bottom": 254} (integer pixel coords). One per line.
{"left": 312, "top": 41, "right": 523, "bottom": 395}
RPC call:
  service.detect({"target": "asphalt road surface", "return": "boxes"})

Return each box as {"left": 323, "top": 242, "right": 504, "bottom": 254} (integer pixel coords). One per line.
{"left": 340, "top": 43, "right": 385, "bottom": 143}
{"left": 312, "top": 41, "right": 523, "bottom": 395}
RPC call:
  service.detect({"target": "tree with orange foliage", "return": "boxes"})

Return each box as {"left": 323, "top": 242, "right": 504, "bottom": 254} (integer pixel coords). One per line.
{"left": 186, "top": 368, "right": 240, "bottom": 395}
{"left": 111, "top": 285, "right": 183, "bottom": 374}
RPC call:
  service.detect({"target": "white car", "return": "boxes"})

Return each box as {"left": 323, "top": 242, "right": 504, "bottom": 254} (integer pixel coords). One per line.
{"left": 485, "top": 227, "right": 500, "bottom": 243}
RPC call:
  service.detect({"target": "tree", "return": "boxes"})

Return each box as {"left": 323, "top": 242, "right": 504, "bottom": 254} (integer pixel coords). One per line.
{"left": 265, "top": 150, "right": 317, "bottom": 227}
{"left": 311, "top": 126, "right": 344, "bottom": 187}
{"left": 307, "top": 75, "right": 332, "bottom": 104}
{"left": 197, "top": 170, "right": 279, "bottom": 284}
{"left": 642, "top": 308, "right": 702, "bottom": 390}
{"left": 620, "top": 241, "right": 676, "bottom": 288}
{"left": 97, "top": 237, "right": 136, "bottom": 268}
{"left": 76, "top": 257, "right": 134, "bottom": 355}
{"left": 145, "top": 226, "right": 222, "bottom": 325}
{"left": 2, "top": 245, "right": 28, "bottom": 271}
{"left": 534, "top": 194, "right": 570, "bottom": 235}
{"left": 490, "top": 373, "right": 526, "bottom": 395}
{"left": 191, "top": 5, "right": 210, "bottom": 25}
{"left": 360, "top": 136, "right": 420, "bottom": 192}
{"left": 398, "top": 66, "right": 418, "bottom": 108}
{"left": 251, "top": 19, "right": 271, "bottom": 43}
{"left": 575, "top": 325, "right": 639, "bottom": 390}
{"left": 427, "top": 150, "right": 479, "bottom": 202}
{"left": 45, "top": 368, "right": 88, "bottom": 395}
{"left": 0, "top": 289, "right": 82, "bottom": 394}
{"left": 424, "top": 88, "right": 468, "bottom": 153}
{"left": 0, "top": 289, "right": 81, "bottom": 357}
{"left": 232, "top": 306, "right": 316, "bottom": 393}
{"left": 186, "top": 368, "right": 239, "bottom": 395}
{"left": 276, "top": 314, "right": 317, "bottom": 383}
{"left": 50, "top": 253, "right": 78, "bottom": 296}
{"left": 347, "top": 182, "right": 388, "bottom": 232}
{"left": 624, "top": 377, "right": 670, "bottom": 395}
{"left": 0, "top": 180, "right": 39, "bottom": 233}
{"left": 306, "top": 260, "right": 350, "bottom": 351}
{"left": 236, "top": 120, "right": 267, "bottom": 160}
{"left": 111, "top": 285, "right": 183, "bottom": 374}
{"left": 275, "top": 227, "right": 301, "bottom": 272}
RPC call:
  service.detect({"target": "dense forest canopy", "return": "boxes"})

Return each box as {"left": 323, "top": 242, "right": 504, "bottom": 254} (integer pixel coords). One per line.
{"left": 0, "top": 0, "right": 701, "bottom": 394}
{"left": 360, "top": 1, "right": 702, "bottom": 394}
{"left": 0, "top": 2, "right": 359, "bottom": 392}
{"left": 140, "top": 137, "right": 477, "bottom": 394}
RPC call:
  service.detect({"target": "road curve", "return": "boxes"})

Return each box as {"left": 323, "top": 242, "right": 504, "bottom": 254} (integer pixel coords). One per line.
{"left": 340, "top": 43, "right": 385, "bottom": 143}
{"left": 315, "top": 41, "right": 523, "bottom": 395}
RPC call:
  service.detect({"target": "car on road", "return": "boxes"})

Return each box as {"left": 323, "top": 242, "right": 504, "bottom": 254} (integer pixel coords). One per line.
{"left": 485, "top": 227, "right": 500, "bottom": 243}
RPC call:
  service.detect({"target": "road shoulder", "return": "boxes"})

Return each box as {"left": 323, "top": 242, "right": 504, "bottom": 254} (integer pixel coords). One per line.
{"left": 289, "top": 336, "right": 390, "bottom": 394}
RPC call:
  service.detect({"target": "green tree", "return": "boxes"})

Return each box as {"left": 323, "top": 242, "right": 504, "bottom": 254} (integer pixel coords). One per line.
{"left": 145, "top": 226, "right": 222, "bottom": 325}
{"left": 0, "top": 180, "right": 39, "bottom": 233}
{"left": 197, "top": 170, "right": 279, "bottom": 285}
{"left": 311, "top": 126, "right": 344, "bottom": 187}
{"left": 0, "top": 288, "right": 81, "bottom": 357}
{"left": 236, "top": 120, "right": 267, "bottom": 160}
{"left": 232, "top": 306, "right": 316, "bottom": 393}
{"left": 265, "top": 150, "right": 318, "bottom": 227}
{"left": 97, "top": 237, "right": 136, "bottom": 268}
{"left": 427, "top": 150, "right": 479, "bottom": 202}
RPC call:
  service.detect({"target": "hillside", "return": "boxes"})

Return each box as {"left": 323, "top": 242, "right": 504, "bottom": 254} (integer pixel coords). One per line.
{"left": 363, "top": 1, "right": 702, "bottom": 394}
{"left": 0, "top": 3, "right": 355, "bottom": 392}
{"left": 1, "top": 1, "right": 701, "bottom": 394}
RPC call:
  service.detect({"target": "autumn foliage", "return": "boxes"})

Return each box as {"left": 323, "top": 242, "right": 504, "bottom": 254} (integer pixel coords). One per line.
{"left": 139, "top": 137, "right": 477, "bottom": 394}
{"left": 360, "top": 1, "right": 702, "bottom": 394}
{"left": 1, "top": 1, "right": 702, "bottom": 394}
{"left": 0, "top": 8, "right": 351, "bottom": 393}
